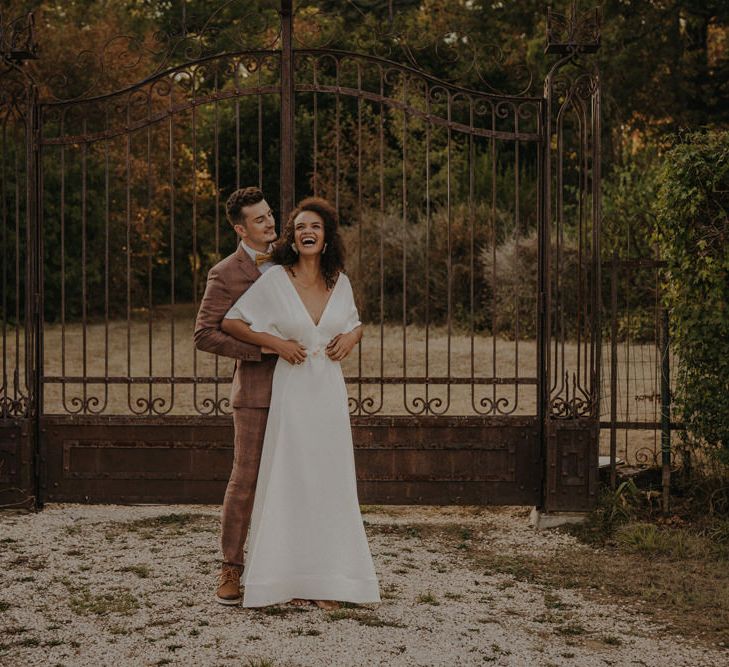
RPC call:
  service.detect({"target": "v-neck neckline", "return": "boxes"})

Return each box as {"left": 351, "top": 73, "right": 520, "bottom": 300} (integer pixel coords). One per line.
{"left": 281, "top": 266, "right": 340, "bottom": 328}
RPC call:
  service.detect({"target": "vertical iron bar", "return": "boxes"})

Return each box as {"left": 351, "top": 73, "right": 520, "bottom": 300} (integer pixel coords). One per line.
{"left": 214, "top": 72, "right": 221, "bottom": 412}
{"left": 280, "top": 0, "right": 294, "bottom": 220}
{"left": 30, "top": 86, "right": 43, "bottom": 505}
{"left": 512, "top": 105, "right": 520, "bottom": 413}
{"left": 146, "top": 113, "right": 153, "bottom": 413}
{"left": 14, "top": 120, "right": 20, "bottom": 405}
{"left": 192, "top": 100, "right": 199, "bottom": 412}
{"left": 592, "top": 72, "right": 602, "bottom": 419}
{"left": 609, "top": 250, "right": 618, "bottom": 488}
{"left": 313, "top": 59, "right": 318, "bottom": 197}
{"left": 125, "top": 103, "right": 132, "bottom": 412}
{"left": 468, "top": 98, "right": 475, "bottom": 411}
{"left": 536, "top": 96, "right": 545, "bottom": 475}
{"left": 258, "top": 68, "right": 263, "bottom": 190}
{"left": 377, "top": 65, "right": 385, "bottom": 413}
{"left": 424, "top": 83, "right": 431, "bottom": 410}
{"left": 490, "top": 109, "right": 497, "bottom": 411}
{"left": 335, "top": 59, "right": 340, "bottom": 213}
{"left": 168, "top": 91, "right": 176, "bottom": 411}
{"left": 101, "top": 105, "right": 109, "bottom": 412}
{"left": 1, "top": 119, "right": 7, "bottom": 416}
{"left": 81, "top": 119, "right": 88, "bottom": 411}
{"left": 60, "top": 114, "right": 68, "bottom": 411}
{"left": 660, "top": 306, "right": 671, "bottom": 513}
{"left": 401, "top": 73, "right": 408, "bottom": 412}
{"left": 356, "top": 62, "right": 362, "bottom": 414}
{"left": 235, "top": 97, "right": 240, "bottom": 189}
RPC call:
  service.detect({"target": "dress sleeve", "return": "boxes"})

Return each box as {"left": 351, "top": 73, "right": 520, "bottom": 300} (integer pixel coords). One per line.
{"left": 224, "top": 269, "right": 284, "bottom": 338}
{"left": 341, "top": 273, "right": 362, "bottom": 334}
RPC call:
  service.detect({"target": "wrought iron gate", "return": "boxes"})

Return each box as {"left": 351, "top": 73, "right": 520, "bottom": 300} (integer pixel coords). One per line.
{"left": 1, "top": 2, "right": 601, "bottom": 510}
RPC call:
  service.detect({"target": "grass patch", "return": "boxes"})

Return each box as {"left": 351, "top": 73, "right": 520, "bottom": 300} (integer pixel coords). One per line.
{"left": 44, "top": 639, "right": 64, "bottom": 647}
{"left": 615, "top": 523, "right": 728, "bottom": 560}
{"left": 103, "top": 513, "right": 215, "bottom": 539}
{"left": 17, "top": 637, "right": 40, "bottom": 647}
{"left": 69, "top": 589, "right": 140, "bottom": 616}
{"left": 359, "top": 505, "right": 398, "bottom": 515}
{"left": 467, "top": 536, "right": 729, "bottom": 645}
{"left": 326, "top": 608, "right": 405, "bottom": 627}
{"left": 555, "top": 623, "right": 587, "bottom": 637}
{"left": 543, "top": 592, "right": 571, "bottom": 610}
{"left": 444, "top": 592, "right": 464, "bottom": 601}
{"left": 416, "top": 591, "right": 439, "bottom": 606}
{"left": 245, "top": 660, "right": 276, "bottom": 667}
{"left": 120, "top": 564, "right": 151, "bottom": 579}
{"left": 381, "top": 583, "right": 399, "bottom": 600}
{"left": 600, "top": 634, "right": 623, "bottom": 646}
{"left": 290, "top": 627, "right": 321, "bottom": 636}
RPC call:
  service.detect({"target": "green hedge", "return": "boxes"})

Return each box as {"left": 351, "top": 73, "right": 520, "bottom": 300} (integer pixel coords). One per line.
{"left": 653, "top": 130, "right": 729, "bottom": 462}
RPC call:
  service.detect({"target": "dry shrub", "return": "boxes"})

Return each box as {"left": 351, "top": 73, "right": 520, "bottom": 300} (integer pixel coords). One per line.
{"left": 340, "top": 204, "right": 502, "bottom": 330}
{"left": 480, "top": 230, "right": 581, "bottom": 339}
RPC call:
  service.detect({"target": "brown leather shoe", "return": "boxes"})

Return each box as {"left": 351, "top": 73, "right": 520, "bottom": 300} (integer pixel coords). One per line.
{"left": 215, "top": 563, "right": 242, "bottom": 606}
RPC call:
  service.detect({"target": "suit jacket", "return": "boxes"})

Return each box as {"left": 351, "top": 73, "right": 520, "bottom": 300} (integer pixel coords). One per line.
{"left": 193, "top": 244, "right": 277, "bottom": 408}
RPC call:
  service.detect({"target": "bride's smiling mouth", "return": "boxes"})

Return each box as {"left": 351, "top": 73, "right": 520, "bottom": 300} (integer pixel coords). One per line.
{"left": 301, "top": 237, "right": 317, "bottom": 247}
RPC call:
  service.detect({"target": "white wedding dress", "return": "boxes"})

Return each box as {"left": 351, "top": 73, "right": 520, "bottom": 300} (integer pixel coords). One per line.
{"left": 224, "top": 265, "right": 381, "bottom": 607}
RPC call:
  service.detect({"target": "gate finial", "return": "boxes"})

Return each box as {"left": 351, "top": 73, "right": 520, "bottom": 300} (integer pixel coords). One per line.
{"left": 545, "top": 1, "right": 600, "bottom": 55}
{"left": 0, "top": 11, "right": 37, "bottom": 64}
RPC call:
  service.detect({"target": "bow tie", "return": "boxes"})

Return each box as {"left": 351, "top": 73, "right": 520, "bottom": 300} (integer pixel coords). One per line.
{"left": 255, "top": 253, "right": 273, "bottom": 266}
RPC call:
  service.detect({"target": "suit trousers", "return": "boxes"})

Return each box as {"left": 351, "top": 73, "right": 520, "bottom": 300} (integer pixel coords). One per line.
{"left": 221, "top": 406, "right": 269, "bottom": 566}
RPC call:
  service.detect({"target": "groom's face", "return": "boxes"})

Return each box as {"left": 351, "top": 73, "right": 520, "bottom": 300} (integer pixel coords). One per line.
{"left": 236, "top": 199, "right": 277, "bottom": 251}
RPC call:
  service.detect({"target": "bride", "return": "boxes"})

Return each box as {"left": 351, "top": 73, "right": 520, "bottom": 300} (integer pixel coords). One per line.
{"left": 221, "top": 196, "right": 381, "bottom": 610}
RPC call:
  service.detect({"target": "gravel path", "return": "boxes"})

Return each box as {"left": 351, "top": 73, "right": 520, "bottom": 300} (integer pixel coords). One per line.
{"left": 0, "top": 504, "right": 724, "bottom": 667}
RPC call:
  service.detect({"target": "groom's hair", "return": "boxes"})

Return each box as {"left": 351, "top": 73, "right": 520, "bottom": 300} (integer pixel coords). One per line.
{"left": 225, "top": 186, "right": 265, "bottom": 228}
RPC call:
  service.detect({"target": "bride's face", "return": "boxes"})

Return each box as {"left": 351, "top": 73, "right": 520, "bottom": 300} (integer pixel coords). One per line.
{"left": 292, "top": 211, "right": 326, "bottom": 256}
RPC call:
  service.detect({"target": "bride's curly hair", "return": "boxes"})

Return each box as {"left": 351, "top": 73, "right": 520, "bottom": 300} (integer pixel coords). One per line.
{"left": 272, "top": 196, "right": 346, "bottom": 289}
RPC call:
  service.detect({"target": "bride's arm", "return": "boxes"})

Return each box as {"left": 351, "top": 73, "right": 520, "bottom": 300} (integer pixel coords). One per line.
{"left": 222, "top": 319, "right": 307, "bottom": 365}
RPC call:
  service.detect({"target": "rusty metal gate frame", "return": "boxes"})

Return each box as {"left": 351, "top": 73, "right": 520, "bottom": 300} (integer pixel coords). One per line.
{"left": 0, "top": 2, "right": 602, "bottom": 510}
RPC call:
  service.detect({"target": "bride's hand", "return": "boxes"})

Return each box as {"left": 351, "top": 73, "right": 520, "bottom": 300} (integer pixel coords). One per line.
{"left": 326, "top": 331, "right": 358, "bottom": 361}
{"left": 275, "top": 339, "right": 307, "bottom": 365}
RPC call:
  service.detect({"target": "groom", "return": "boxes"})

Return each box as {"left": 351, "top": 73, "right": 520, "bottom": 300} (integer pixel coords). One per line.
{"left": 193, "top": 186, "right": 278, "bottom": 605}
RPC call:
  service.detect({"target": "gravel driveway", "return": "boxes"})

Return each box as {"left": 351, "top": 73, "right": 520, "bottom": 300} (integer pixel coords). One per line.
{"left": 0, "top": 504, "right": 724, "bottom": 666}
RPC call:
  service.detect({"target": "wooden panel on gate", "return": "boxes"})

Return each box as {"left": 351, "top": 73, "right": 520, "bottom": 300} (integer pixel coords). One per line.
{"left": 40, "top": 416, "right": 541, "bottom": 505}
{"left": 0, "top": 421, "right": 35, "bottom": 509}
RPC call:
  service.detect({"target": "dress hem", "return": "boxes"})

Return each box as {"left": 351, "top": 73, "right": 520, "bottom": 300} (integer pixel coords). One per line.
{"left": 242, "top": 575, "right": 381, "bottom": 608}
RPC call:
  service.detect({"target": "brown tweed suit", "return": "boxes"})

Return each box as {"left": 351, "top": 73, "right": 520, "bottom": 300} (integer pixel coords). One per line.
{"left": 193, "top": 243, "right": 277, "bottom": 566}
